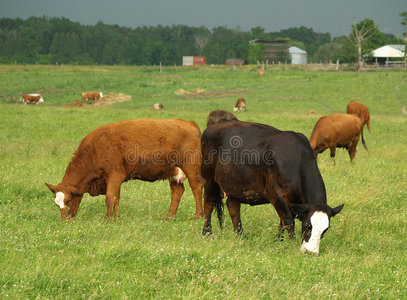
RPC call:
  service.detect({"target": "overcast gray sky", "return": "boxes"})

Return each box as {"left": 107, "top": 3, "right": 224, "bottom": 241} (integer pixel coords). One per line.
{"left": 0, "top": 0, "right": 406, "bottom": 38}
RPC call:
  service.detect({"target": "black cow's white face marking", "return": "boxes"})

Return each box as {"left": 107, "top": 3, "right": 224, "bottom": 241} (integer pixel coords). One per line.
{"left": 300, "top": 211, "right": 329, "bottom": 255}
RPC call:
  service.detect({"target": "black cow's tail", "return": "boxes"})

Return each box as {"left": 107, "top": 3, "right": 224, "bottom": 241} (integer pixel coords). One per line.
{"left": 361, "top": 128, "right": 368, "bottom": 151}
{"left": 215, "top": 195, "right": 225, "bottom": 229}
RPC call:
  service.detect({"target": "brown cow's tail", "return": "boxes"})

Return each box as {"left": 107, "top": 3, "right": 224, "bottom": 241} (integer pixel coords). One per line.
{"left": 214, "top": 196, "right": 225, "bottom": 229}
{"left": 367, "top": 118, "right": 371, "bottom": 132}
{"left": 361, "top": 128, "right": 368, "bottom": 151}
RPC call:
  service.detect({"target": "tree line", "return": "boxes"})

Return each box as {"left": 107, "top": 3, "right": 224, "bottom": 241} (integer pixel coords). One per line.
{"left": 0, "top": 16, "right": 403, "bottom": 65}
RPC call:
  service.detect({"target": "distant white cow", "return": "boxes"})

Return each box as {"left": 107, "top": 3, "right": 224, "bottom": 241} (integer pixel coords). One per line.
{"left": 20, "top": 94, "right": 44, "bottom": 105}
{"left": 153, "top": 103, "right": 164, "bottom": 110}
{"left": 233, "top": 97, "right": 246, "bottom": 112}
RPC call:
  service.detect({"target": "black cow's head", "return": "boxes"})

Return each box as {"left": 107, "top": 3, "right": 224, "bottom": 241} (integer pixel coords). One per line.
{"left": 292, "top": 203, "right": 344, "bottom": 255}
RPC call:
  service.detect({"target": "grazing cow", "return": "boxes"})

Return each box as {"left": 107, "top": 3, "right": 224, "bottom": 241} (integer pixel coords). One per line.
{"left": 73, "top": 100, "right": 83, "bottom": 107}
{"left": 233, "top": 97, "right": 246, "bottom": 112}
{"left": 20, "top": 94, "right": 44, "bottom": 105}
{"left": 207, "top": 110, "right": 238, "bottom": 127}
{"left": 201, "top": 120, "right": 344, "bottom": 254}
{"left": 82, "top": 91, "right": 103, "bottom": 103}
{"left": 257, "top": 68, "right": 264, "bottom": 77}
{"left": 309, "top": 113, "right": 366, "bottom": 164}
{"left": 346, "top": 101, "right": 371, "bottom": 132}
{"left": 45, "top": 119, "right": 204, "bottom": 221}
{"left": 153, "top": 103, "right": 164, "bottom": 110}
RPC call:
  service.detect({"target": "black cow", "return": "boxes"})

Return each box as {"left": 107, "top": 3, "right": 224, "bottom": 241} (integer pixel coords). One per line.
{"left": 206, "top": 110, "right": 238, "bottom": 127}
{"left": 201, "top": 120, "right": 344, "bottom": 254}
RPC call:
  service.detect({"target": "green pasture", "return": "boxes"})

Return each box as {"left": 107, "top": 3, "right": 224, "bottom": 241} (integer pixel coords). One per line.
{"left": 0, "top": 65, "right": 406, "bottom": 299}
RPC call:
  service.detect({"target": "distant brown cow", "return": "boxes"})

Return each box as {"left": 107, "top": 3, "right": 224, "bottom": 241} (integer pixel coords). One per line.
{"left": 257, "top": 68, "right": 264, "bottom": 77}
{"left": 347, "top": 101, "right": 370, "bottom": 132}
{"left": 45, "top": 119, "right": 204, "bottom": 221}
{"left": 309, "top": 113, "right": 366, "bottom": 164}
{"left": 233, "top": 97, "right": 246, "bottom": 112}
{"left": 82, "top": 91, "right": 103, "bottom": 103}
{"left": 73, "top": 100, "right": 83, "bottom": 107}
{"left": 207, "top": 110, "right": 238, "bottom": 127}
{"left": 20, "top": 94, "right": 44, "bottom": 105}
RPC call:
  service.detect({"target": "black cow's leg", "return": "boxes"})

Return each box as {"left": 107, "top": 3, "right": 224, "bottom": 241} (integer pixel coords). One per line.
{"left": 266, "top": 183, "right": 296, "bottom": 239}
{"left": 166, "top": 181, "right": 185, "bottom": 220}
{"left": 226, "top": 197, "right": 243, "bottom": 236}
{"left": 277, "top": 219, "right": 285, "bottom": 241}
{"left": 281, "top": 215, "right": 295, "bottom": 239}
{"left": 202, "top": 190, "right": 214, "bottom": 235}
{"left": 202, "top": 181, "right": 221, "bottom": 235}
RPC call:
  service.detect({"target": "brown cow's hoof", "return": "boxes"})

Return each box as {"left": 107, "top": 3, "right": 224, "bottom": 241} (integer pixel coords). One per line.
{"left": 194, "top": 213, "right": 204, "bottom": 219}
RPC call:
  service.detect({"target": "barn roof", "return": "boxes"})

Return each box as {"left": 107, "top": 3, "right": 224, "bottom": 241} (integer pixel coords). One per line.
{"left": 372, "top": 45, "right": 405, "bottom": 58}
{"left": 289, "top": 46, "right": 307, "bottom": 54}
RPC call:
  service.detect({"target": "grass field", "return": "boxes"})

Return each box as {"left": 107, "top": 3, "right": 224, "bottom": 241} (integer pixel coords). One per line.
{"left": 0, "top": 64, "right": 406, "bottom": 299}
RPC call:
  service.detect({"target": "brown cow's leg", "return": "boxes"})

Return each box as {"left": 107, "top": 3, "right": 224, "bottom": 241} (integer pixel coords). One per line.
{"left": 182, "top": 165, "right": 203, "bottom": 218}
{"left": 329, "top": 147, "right": 336, "bottom": 165}
{"left": 105, "top": 174, "right": 124, "bottom": 222}
{"left": 68, "top": 196, "right": 83, "bottom": 218}
{"left": 183, "top": 169, "right": 203, "bottom": 218}
{"left": 348, "top": 141, "right": 358, "bottom": 163}
{"left": 166, "top": 181, "right": 185, "bottom": 220}
{"left": 226, "top": 197, "right": 243, "bottom": 236}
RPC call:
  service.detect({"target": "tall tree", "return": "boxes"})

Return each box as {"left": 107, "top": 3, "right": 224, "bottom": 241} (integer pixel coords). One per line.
{"left": 347, "top": 19, "right": 373, "bottom": 71}
{"left": 400, "top": 11, "right": 407, "bottom": 66}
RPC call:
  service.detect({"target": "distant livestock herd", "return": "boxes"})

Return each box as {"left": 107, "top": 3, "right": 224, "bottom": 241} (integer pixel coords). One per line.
{"left": 44, "top": 94, "right": 371, "bottom": 255}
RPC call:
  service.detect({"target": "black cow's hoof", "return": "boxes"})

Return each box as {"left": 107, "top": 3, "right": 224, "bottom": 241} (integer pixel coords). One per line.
{"left": 202, "top": 226, "right": 213, "bottom": 236}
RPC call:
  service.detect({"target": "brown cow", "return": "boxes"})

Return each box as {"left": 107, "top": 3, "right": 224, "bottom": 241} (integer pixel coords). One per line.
{"left": 73, "top": 100, "right": 83, "bottom": 107}
{"left": 82, "top": 91, "right": 103, "bottom": 103}
{"left": 45, "top": 119, "right": 203, "bottom": 221}
{"left": 207, "top": 110, "right": 238, "bottom": 127}
{"left": 233, "top": 97, "right": 246, "bottom": 112}
{"left": 309, "top": 113, "right": 366, "bottom": 164}
{"left": 347, "top": 101, "right": 370, "bottom": 132}
{"left": 20, "top": 94, "right": 44, "bottom": 105}
{"left": 257, "top": 68, "right": 264, "bottom": 77}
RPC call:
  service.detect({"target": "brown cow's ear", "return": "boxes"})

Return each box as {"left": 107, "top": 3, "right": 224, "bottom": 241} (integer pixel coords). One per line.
{"left": 331, "top": 204, "right": 344, "bottom": 217}
{"left": 45, "top": 183, "right": 57, "bottom": 193}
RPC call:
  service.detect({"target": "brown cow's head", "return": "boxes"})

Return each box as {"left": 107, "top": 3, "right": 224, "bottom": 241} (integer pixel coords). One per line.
{"left": 45, "top": 183, "right": 83, "bottom": 221}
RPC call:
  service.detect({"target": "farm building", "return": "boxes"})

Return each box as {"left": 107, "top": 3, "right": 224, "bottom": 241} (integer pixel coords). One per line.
{"left": 250, "top": 39, "right": 289, "bottom": 63}
{"left": 371, "top": 45, "right": 405, "bottom": 65}
{"left": 224, "top": 58, "right": 247, "bottom": 65}
{"left": 289, "top": 46, "right": 307, "bottom": 64}
{"left": 182, "top": 56, "right": 206, "bottom": 66}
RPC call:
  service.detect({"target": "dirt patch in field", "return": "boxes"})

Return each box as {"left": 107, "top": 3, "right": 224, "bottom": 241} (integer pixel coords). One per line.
{"left": 176, "top": 89, "right": 247, "bottom": 99}
{"left": 155, "top": 75, "right": 182, "bottom": 79}
{"left": 92, "top": 92, "right": 132, "bottom": 107}
{"left": 64, "top": 92, "right": 132, "bottom": 108}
